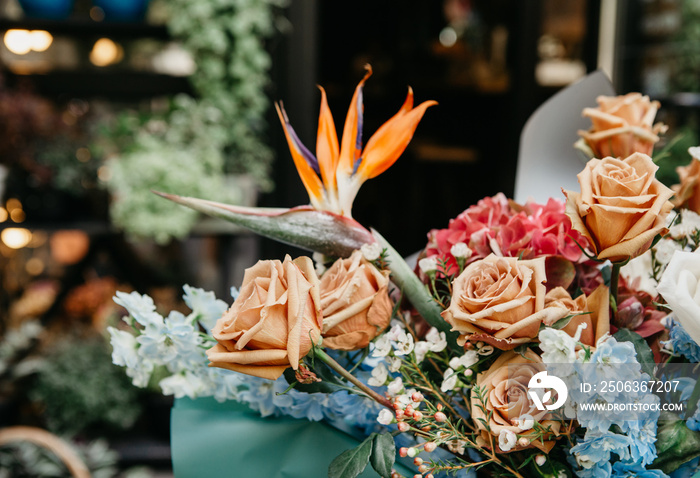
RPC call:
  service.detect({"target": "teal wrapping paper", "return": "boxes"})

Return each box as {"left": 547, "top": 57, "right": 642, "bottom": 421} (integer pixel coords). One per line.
{"left": 171, "top": 397, "right": 416, "bottom": 477}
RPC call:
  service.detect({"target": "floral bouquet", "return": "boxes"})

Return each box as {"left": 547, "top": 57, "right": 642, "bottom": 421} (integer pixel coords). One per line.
{"left": 110, "top": 67, "right": 700, "bottom": 478}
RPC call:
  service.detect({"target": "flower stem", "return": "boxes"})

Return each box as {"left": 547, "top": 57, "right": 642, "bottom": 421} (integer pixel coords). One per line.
{"left": 610, "top": 262, "right": 621, "bottom": 319}
{"left": 313, "top": 347, "right": 392, "bottom": 409}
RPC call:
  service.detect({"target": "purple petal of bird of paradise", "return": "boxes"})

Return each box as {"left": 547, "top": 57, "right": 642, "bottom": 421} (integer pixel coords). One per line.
{"left": 153, "top": 191, "right": 374, "bottom": 257}
{"left": 278, "top": 103, "right": 320, "bottom": 175}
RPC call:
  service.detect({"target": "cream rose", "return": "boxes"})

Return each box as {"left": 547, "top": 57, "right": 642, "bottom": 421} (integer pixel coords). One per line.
{"left": 544, "top": 285, "right": 610, "bottom": 348}
{"left": 320, "top": 250, "right": 393, "bottom": 350}
{"left": 657, "top": 250, "right": 700, "bottom": 347}
{"left": 564, "top": 153, "right": 674, "bottom": 263}
{"left": 578, "top": 93, "right": 667, "bottom": 158}
{"left": 207, "top": 255, "right": 322, "bottom": 380}
{"left": 471, "top": 348, "right": 562, "bottom": 453}
{"left": 442, "top": 254, "right": 567, "bottom": 350}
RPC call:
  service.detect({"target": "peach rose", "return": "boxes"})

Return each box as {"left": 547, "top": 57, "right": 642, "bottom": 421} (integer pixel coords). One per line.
{"left": 578, "top": 93, "right": 667, "bottom": 158}
{"left": 207, "top": 255, "right": 322, "bottom": 380}
{"left": 471, "top": 348, "right": 562, "bottom": 453}
{"left": 320, "top": 251, "right": 393, "bottom": 350}
{"left": 564, "top": 153, "right": 674, "bottom": 263}
{"left": 442, "top": 254, "right": 567, "bottom": 349}
{"left": 544, "top": 285, "right": 610, "bottom": 348}
{"left": 671, "top": 149, "right": 700, "bottom": 212}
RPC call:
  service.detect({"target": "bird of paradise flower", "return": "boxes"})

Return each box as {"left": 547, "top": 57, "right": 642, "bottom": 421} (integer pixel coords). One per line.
{"left": 276, "top": 65, "right": 437, "bottom": 218}
{"left": 157, "top": 64, "right": 436, "bottom": 257}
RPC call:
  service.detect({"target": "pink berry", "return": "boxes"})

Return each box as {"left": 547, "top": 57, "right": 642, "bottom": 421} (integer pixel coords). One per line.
{"left": 399, "top": 447, "right": 408, "bottom": 457}
{"left": 424, "top": 442, "right": 437, "bottom": 452}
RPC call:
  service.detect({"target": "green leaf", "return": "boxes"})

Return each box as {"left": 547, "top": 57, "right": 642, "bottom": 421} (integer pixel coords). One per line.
{"left": 372, "top": 228, "right": 460, "bottom": 350}
{"left": 613, "top": 328, "right": 656, "bottom": 378}
{"left": 370, "top": 433, "right": 396, "bottom": 478}
{"left": 154, "top": 192, "right": 375, "bottom": 258}
{"left": 328, "top": 434, "right": 373, "bottom": 478}
{"left": 652, "top": 413, "right": 700, "bottom": 474}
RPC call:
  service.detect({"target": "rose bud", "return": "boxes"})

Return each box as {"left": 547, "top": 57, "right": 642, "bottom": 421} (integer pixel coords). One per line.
{"left": 319, "top": 251, "right": 393, "bottom": 350}
{"left": 207, "top": 256, "right": 322, "bottom": 380}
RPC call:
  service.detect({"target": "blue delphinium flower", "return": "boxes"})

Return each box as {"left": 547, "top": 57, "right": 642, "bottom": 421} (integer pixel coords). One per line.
{"left": 667, "top": 320, "right": 700, "bottom": 362}
{"left": 182, "top": 285, "right": 228, "bottom": 331}
{"left": 570, "top": 430, "right": 632, "bottom": 475}
{"left": 612, "top": 460, "right": 669, "bottom": 477}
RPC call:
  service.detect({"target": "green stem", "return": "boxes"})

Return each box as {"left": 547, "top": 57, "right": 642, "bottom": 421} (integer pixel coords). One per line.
{"left": 610, "top": 262, "right": 621, "bottom": 319}
{"left": 314, "top": 348, "right": 392, "bottom": 409}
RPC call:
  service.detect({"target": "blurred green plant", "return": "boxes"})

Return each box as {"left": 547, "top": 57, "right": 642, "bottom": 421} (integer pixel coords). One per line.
{"left": 654, "top": 124, "right": 699, "bottom": 187}
{"left": 671, "top": 0, "right": 700, "bottom": 93}
{"left": 29, "top": 337, "right": 142, "bottom": 437}
{"left": 101, "top": 0, "right": 287, "bottom": 242}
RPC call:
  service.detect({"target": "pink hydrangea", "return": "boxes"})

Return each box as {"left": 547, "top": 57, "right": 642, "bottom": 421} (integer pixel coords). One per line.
{"left": 424, "top": 195, "right": 588, "bottom": 276}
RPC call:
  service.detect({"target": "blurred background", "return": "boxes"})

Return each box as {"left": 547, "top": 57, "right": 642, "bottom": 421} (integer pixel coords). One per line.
{"left": 0, "top": 0, "right": 697, "bottom": 476}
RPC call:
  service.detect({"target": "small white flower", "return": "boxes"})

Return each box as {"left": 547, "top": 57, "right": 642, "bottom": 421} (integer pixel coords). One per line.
{"left": 447, "top": 439, "right": 466, "bottom": 455}
{"left": 312, "top": 252, "right": 327, "bottom": 276}
{"left": 498, "top": 429, "right": 517, "bottom": 452}
{"left": 440, "top": 368, "right": 459, "bottom": 392}
{"left": 670, "top": 209, "right": 700, "bottom": 239}
{"left": 425, "top": 327, "right": 447, "bottom": 353}
{"left": 516, "top": 414, "right": 535, "bottom": 431}
{"left": 368, "top": 362, "right": 389, "bottom": 387}
{"left": 377, "top": 409, "right": 394, "bottom": 425}
{"left": 449, "top": 350, "right": 479, "bottom": 370}
{"left": 387, "top": 356, "right": 402, "bottom": 373}
{"left": 535, "top": 454, "right": 546, "bottom": 467}
{"left": 654, "top": 238, "right": 683, "bottom": 266}
{"left": 539, "top": 327, "right": 580, "bottom": 366}
{"left": 394, "top": 330, "right": 414, "bottom": 356}
{"left": 387, "top": 377, "right": 404, "bottom": 396}
{"left": 385, "top": 323, "right": 405, "bottom": 341}
{"left": 418, "top": 257, "right": 438, "bottom": 274}
{"left": 450, "top": 242, "right": 472, "bottom": 259}
{"left": 372, "top": 336, "right": 392, "bottom": 357}
{"left": 413, "top": 341, "right": 430, "bottom": 363}
{"left": 361, "top": 243, "right": 382, "bottom": 262}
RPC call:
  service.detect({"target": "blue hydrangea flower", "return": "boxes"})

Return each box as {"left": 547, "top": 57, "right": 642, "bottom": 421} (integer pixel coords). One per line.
{"left": 612, "top": 460, "right": 669, "bottom": 477}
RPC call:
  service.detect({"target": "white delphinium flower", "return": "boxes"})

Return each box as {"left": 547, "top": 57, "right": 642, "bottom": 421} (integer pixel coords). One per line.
{"left": 440, "top": 368, "right": 459, "bottom": 392}
{"left": 449, "top": 350, "right": 479, "bottom": 371}
{"left": 361, "top": 242, "right": 383, "bottom": 262}
{"left": 387, "top": 377, "right": 404, "bottom": 396}
{"left": 159, "top": 371, "right": 208, "bottom": 399}
{"left": 108, "top": 327, "right": 155, "bottom": 387}
{"left": 539, "top": 326, "right": 581, "bottom": 364}
{"left": 450, "top": 242, "right": 472, "bottom": 260}
{"left": 655, "top": 238, "right": 683, "bottom": 266}
{"left": 377, "top": 409, "right": 394, "bottom": 425}
{"left": 386, "top": 356, "right": 402, "bottom": 373}
{"left": 372, "top": 335, "right": 392, "bottom": 357}
{"left": 498, "top": 429, "right": 517, "bottom": 452}
{"left": 425, "top": 327, "right": 447, "bottom": 352}
{"left": 418, "top": 257, "right": 438, "bottom": 275}
{"left": 368, "top": 362, "right": 389, "bottom": 387}
{"left": 114, "top": 291, "right": 162, "bottom": 327}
